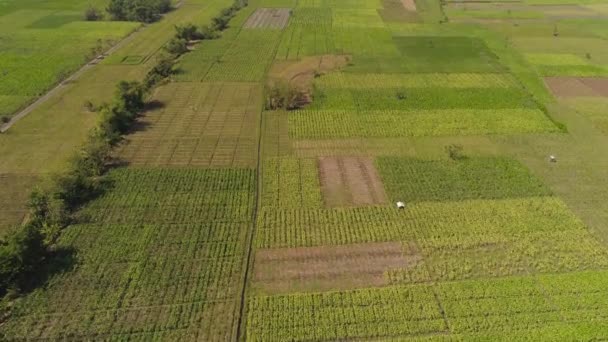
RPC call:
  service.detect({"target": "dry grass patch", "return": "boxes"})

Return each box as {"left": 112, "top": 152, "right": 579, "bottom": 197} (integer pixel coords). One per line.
{"left": 253, "top": 242, "right": 422, "bottom": 293}
{"left": 244, "top": 8, "right": 291, "bottom": 29}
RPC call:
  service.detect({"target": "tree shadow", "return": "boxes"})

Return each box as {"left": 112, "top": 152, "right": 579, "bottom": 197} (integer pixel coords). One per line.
{"left": 18, "top": 246, "right": 78, "bottom": 295}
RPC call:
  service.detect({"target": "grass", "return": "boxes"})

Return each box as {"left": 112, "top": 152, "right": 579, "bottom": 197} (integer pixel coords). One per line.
{"left": 376, "top": 157, "right": 552, "bottom": 202}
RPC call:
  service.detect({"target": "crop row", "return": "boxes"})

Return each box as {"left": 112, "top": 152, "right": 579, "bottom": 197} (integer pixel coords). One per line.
{"left": 247, "top": 285, "right": 446, "bottom": 341}
{"left": 262, "top": 157, "right": 322, "bottom": 208}
{"left": 288, "top": 108, "right": 559, "bottom": 138}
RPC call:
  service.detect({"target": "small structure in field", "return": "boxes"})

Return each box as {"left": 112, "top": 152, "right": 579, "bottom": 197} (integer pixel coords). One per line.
{"left": 549, "top": 155, "right": 557, "bottom": 163}
{"left": 396, "top": 201, "right": 406, "bottom": 209}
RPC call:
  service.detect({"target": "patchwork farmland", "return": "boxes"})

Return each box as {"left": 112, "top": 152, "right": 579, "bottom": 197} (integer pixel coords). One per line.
{"left": 2, "top": 0, "right": 608, "bottom": 341}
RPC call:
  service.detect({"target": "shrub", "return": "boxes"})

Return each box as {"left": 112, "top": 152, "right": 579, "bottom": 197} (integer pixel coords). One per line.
{"left": 445, "top": 144, "right": 466, "bottom": 161}
{"left": 1, "top": 116, "right": 9, "bottom": 124}
{"left": 199, "top": 25, "right": 220, "bottom": 40}
{"left": 83, "top": 100, "right": 96, "bottom": 112}
{"left": 143, "top": 54, "right": 176, "bottom": 90}
{"left": 175, "top": 24, "right": 202, "bottom": 41}
{"left": 265, "top": 81, "right": 308, "bottom": 110}
{"left": 164, "top": 37, "right": 188, "bottom": 55}
{"left": 84, "top": 6, "right": 103, "bottom": 21}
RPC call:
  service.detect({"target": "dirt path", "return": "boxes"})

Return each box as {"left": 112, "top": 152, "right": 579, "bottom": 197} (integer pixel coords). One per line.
{"left": 0, "top": 22, "right": 150, "bottom": 133}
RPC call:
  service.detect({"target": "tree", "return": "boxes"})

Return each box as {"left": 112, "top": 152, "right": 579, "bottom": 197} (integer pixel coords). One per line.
{"left": 212, "top": 15, "right": 230, "bottom": 31}
{"left": 107, "top": 0, "right": 128, "bottom": 20}
{"left": 0, "top": 224, "right": 47, "bottom": 295}
{"left": 175, "top": 24, "right": 202, "bottom": 41}
{"left": 164, "top": 37, "right": 188, "bottom": 55}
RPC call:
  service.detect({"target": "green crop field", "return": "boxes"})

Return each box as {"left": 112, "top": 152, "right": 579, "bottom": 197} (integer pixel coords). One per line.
{"left": 2, "top": 0, "right": 608, "bottom": 340}
{"left": 0, "top": 0, "right": 139, "bottom": 120}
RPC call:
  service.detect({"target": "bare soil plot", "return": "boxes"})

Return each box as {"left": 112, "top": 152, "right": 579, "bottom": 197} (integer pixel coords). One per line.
{"left": 546, "top": 77, "right": 608, "bottom": 97}
{"left": 400, "top": 0, "right": 417, "bottom": 11}
{"left": 244, "top": 8, "right": 291, "bottom": 29}
{"left": 253, "top": 242, "right": 422, "bottom": 293}
{"left": 580, "top": 78, "right": 608, "bottom": 96}
{"left": 318, "top": 156, "right": 388, "bottom": 207}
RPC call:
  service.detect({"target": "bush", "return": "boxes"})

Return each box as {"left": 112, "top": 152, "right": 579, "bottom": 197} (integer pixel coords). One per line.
{"left": 1, "top": 116, "right": 9, "bottom": 124}
{"left": 265, "top": 81, "right": 308, "bottom": 110}
{"left": 143, "top": 54, "right": 175, "bottom": 90}
{"left": 164, "top": 37, "right": 188, "bottom": 55}
{"left": 84, "top": 6, "right": 103, "bottom": 21}
{"left": 445, "top": 144, "right": 466, "bottom": 161}
{"left": 175, "top": 24, "right": 202, "bottom": 41}
{"left": 199, "top": 25, "right": 219, "bottom": 40}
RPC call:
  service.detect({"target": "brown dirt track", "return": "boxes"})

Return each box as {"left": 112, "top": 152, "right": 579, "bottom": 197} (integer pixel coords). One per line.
{"left": 253, "top": 242, "right": 422, "bottom": 293}
{"left": 318, "top": 156, "right": 388, "bottom": 207}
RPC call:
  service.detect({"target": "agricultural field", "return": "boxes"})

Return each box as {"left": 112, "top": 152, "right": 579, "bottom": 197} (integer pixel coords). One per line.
{"left": 3, "top": 0, "right": 608, "bottom": 340}
{"left": 0, "top": 0, "right": 230, "bottom": 236}
{"left": 0, "top": 0, "right": 139, "bottom": 120}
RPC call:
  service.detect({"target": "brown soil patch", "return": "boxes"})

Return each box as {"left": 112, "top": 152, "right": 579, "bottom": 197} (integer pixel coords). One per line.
{"left": 579, "top": 78, "right": 608, "bottom": 97}
{"left": 253, "top": 242, "right": 422, "bottom": 293}
{"left": 244, "top": 8, "right": 291, "bottom": 29}
{"left": 268, "top": 55, "right": 351, "bottom": 104}
{"left": 318, "top": 156, "right": 388, "bottom": 207}
{"left": 400, "top": 0, "right": 417, "bottom": 11}
{"left": 545, "top": 77, "right": 608, "bottom": 97}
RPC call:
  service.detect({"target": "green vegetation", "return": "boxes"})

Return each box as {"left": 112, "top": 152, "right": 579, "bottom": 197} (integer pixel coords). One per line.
{"left": 376, "top": 157, "right": 552, "bottom": 202}
{"left": 262, "top": 158, "right": 322, "bottom": 208}
{"left": 1, "top": 168, "right": 255, "bottom": 339}
{"left": 0, "top": 2, "right": 139, "bottom": 120}
{"left": 288, "top": 108, "right": 558, "bottom": 138}
{"left": 4, "top": 0, "right": 608, "bottom": 339}
{"left": 106, "top": 0, "right": 172, "bottom": 23}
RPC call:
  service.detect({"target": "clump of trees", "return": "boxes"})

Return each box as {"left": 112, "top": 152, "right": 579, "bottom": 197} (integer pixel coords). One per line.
{"left": 265, "top": 81, "right": 309, "bottom": 110}
{"left": 106, "top": 0, "right": 172, "bottom": 23}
